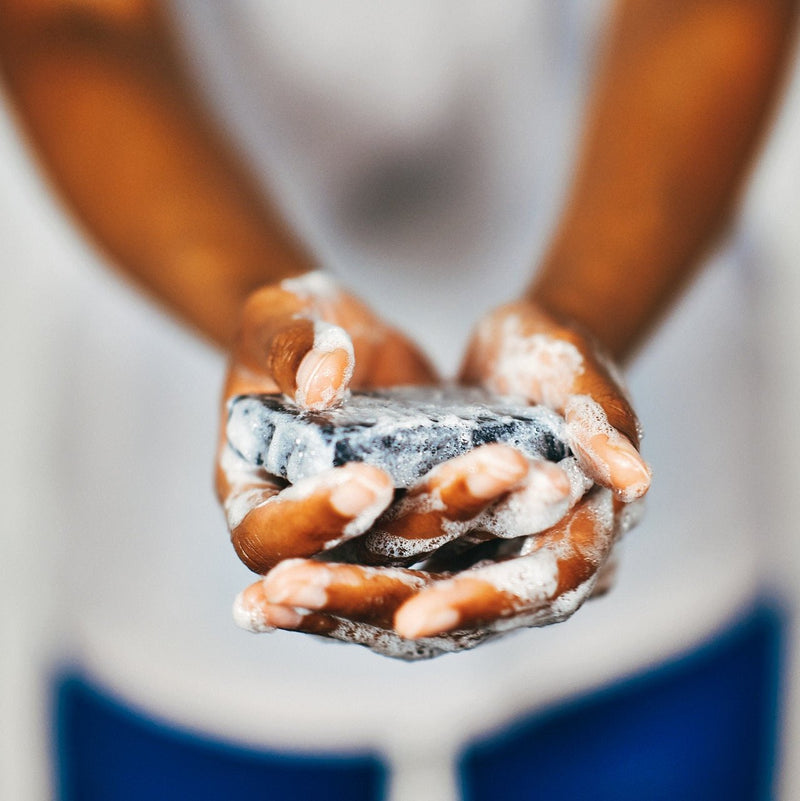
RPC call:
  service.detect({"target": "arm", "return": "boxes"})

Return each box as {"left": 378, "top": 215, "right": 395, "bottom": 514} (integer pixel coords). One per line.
{"left": 464, "top": 0, "right": 797, "bottom": 496}
{"left": 531, "top": 0, "right": 798, "bottom": 362}
{"left": 0, "top": 0, "right": 436, "bottom": 425}
{"left": 0, "top": 1, "right": 446, "bottom": 643}
{"left": 0, "top": 0, "right": 312, "bottom": 348}
{"left": 383, "top": 0, "right": 800, "bottom": 643}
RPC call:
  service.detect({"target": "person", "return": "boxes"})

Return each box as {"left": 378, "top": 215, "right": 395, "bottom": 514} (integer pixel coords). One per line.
{"left": 0, "top": 0, "right": 796, "bottom": 798}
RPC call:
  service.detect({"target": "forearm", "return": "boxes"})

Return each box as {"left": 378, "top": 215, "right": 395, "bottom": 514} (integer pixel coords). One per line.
{"left": 0, "top": 0, "right": 313, "bottom": 348}
{"left": 530, "top": 0, "right": 797, "bottom": 362}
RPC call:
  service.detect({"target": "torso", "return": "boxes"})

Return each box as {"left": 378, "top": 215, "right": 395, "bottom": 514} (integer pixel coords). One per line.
{"left": 2, "top": 0, "right": 764, "bottom": 771}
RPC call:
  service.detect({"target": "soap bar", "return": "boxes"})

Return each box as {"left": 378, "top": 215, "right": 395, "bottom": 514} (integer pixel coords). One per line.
{"left": 226, "top": 386, "right": 569, "bottom": 488}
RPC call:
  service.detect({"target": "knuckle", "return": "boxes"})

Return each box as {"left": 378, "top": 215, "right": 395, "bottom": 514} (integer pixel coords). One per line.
{"left": 266, "top": 320, "right": 315, "bottom": 388}
{"left": 241, "top": 286, "right": 303, "bottom": 329}
{"left": 231, "top": 524, "right": 273, "bottom": 574}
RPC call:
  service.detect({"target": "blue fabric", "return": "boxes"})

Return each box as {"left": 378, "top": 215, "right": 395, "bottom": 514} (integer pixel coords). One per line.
{"left": 54, "top": 677, "right": 387, "bottom": 801}
{"left": 53, "top": 603, "right": 783, "bottom": 801}
{"left": 460, "top": 604, "right": 784, "bottom": 801}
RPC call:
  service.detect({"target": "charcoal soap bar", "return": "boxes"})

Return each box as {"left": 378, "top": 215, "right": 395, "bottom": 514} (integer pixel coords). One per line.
{"left": 226, "top": 386, "right": 569, "bottom": 489}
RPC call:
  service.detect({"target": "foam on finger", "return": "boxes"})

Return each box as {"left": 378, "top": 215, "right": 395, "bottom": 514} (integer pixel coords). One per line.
{"left": 470, "top": 457, "right": 579, "bottom": 540}
{"left": 293, "top": 320, "right": 355, "bottom": 409}
{"left": 565, "top": 394, "right": 651, "bottom": 501}
{"left": 232, "top": 582, "right": 276, "bottom": 633}
{"left": 481, "top": 314, "right": 585, "bottom": 408}
{"left": 398, "top": 488, "right": 620, "bottom": 638}
{"left": 220, "top": 445, "right": 280, "bottom": 530}
{"left": 279, "top": 463, "right": 394, "bottom": 549}
{"left": 281, "top": 270, "right": 340, "bottom": 301}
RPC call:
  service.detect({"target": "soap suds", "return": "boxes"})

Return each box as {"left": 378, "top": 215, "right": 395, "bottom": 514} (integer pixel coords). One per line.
{"left": 318, "top": 616, "right": 494, "bottom": 660}
{"left": 618, "top": 497, "right": 646, "bottom": 536}
{"left": 227, "top": 386, "right": 568, "bottom": 489}
{"left": 338, "top": 476, "right": 394, "bottom": 543}
{"left": 564, "top": 394, "right": 616, "bottom": 485}
{"left": 363, "top": 457, "right": 578, "bottom": 563}
{"left": 565, "top": 394, "right": 651, "bottom": 501}
{"left": 225, "top": 487, "right": 274, "bottom": 531}
{"left": 470, "top": 549, "right": 560, "bottom": 606}
{"left": 232, "top": 590, "right": 275, "bottom": 633}
{"left": 486, "top": 315, "right": 584, "bottom": 408}
{"left": 293, "top": 320, "right": 355, "bottom": 409}
{"left": 281, "top": 270, "right": 339, "bottom": 301}
{"left": 220, "top": 445, "right": 278, "bottom": 530}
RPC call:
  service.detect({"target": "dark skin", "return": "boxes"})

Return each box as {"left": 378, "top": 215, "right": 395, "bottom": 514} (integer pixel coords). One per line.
{"left": 1, "top": 0, "right": 795, "bottom": 654}
{"left": 532, "top": 0, "right": 798, "bottom": 362}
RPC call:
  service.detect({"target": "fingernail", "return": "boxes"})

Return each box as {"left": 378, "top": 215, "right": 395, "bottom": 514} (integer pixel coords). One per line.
{"left": 330, "top": 470, "right": 388, "bottom": 517}
{"left": 295, "top": 348, "right": 350, "bottom": 408}
{"left": 466, "top": 447, "right": 528, "bottom": 499}
{"left": 265, "top": 566, "right": 329, "bottom": 608}
{"left": 395, "top": 602, "right": 460, "bottom": 639}
{"left": 607, "top": 438, "right": 652, "bottom": 499}
{"left": 232, "top": 589, "right": 274, "bottom": 633}
{"left": 535, "top": 461, "right": 572, "bottom": 499}
{"left": 263, "top": 604, "right": 304, "bottom": 630}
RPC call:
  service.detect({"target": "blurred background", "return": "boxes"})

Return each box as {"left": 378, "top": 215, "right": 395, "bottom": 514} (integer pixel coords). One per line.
{"left": 1, "top": 1, "right": 799, "bottom": 799}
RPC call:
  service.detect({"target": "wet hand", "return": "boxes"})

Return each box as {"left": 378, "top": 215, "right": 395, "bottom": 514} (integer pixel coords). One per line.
{"left": 460, "top": 301, "right": 651, "bottom": 503}
{"left": 216, "top": 271, "right": 437, "bottom": 573}
{"left": 233, "top": 487, "right": 633, "bottom": 659}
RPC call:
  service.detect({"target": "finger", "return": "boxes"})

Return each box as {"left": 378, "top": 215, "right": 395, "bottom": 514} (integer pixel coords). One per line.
{"left": 233, "top": 577, "right": 305, "bottom": 632}
{"left": 235, "top": 281, "right": 355, "bottom": 410}
{"left": 432, "top": 443, "right": 532, "bottom": 518}
{"left": 272, "top": 317, "right": 354, "bottom": 410}
{"left": 564, "top": 394, "right": 651, "bottom": 503}
{"left": 233, "top": 576, "right": 492, "bottom": 659}
{"left": 589, "top": 549, "right": 619, "bottom": 599}
{"left": 233, "top": 577, "right": 351, "bottom": 638}
{"left": 282, "top": 274, "right": 438, "bottom": 389}
{"left": 229, "top": 463, "right": 393, "bottom": 573}
{"left": 394, "top": 556, "right": 559, "bottom": 639}
{"left": 395, "top": 489, "right": 616, "bottom": 638}
{"left": 262, "top": 558, "right": 432, "bottom": 627}
{"left": 360, "top": 444, "right": 532, "bottom": 563}
{"left": 460, "top": 303, "right": 586, "bottom": 410}
{"left": 468, "top": 455, "right": 585, "bottom": 540}
{"left": 462, "top": 304, "right": 650, "bottom": 501}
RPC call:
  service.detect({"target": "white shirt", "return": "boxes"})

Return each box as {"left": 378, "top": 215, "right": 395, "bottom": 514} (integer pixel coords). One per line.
{"left": 2, "top": 2, "right": 792, "bottom": 798}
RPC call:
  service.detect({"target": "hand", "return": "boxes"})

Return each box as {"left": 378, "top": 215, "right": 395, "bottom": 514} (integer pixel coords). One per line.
{"left": 216, "top": 271, "right": 437, "bottom": 573}
{"left": 335, "top": 443, "right": 579, "bottom": 568}
{"left": 232, "top": 486, "right": 632, "bottom": 659}
{"left": 221, "top": 286, "right": 647, "bottom": 657}
{"left": 227, "top": 421, "right": 588, "bottom": 659}
{"left": 460, "top": 300, "right": 651, "bottom": 503}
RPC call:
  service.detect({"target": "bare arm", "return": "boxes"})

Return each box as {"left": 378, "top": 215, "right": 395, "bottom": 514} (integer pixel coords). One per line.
{"left": 530, "top": 0, "right": 798, "bottom": 362}
{"left": 411, "top": 0, "right": 800, "bottom": 645}
{"left": 0, "top": 0, "right": 313, "bottom": 348}
{"left": 461, "top": 0, "right": 797, "bottom": 498}
{"left": 3, "top": 1, "right": 795, "bottom": 652}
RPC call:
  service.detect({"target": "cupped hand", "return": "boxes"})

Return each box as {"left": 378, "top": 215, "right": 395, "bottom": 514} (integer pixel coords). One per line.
{"left": 335, "top": 443, "right": 580, "bottom": 568}
{"left": 460, "top": 300, "right": 652, "bottom": 503}
{"left": 216, "top": 271, "right": 437, "bottom": 573}
{"left": 219, "top": 283, "right": 647, "bottom": 657}
{"left": 232, "top": 486, "right": 634, "bottom": 659}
